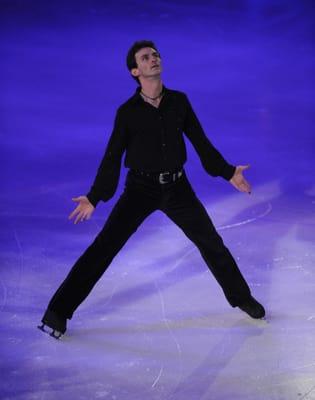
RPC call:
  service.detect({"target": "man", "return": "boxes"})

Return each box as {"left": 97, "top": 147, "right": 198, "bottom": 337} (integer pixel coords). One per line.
{"left": 38, "top": 40, "right": 265, "bottom": 340}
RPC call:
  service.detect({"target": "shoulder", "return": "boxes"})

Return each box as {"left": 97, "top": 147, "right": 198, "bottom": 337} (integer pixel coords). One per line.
{"left": 113, "top": 93, "right": 141, "bottom": 125}
{"left": 116, "top": 96, "right": 135, "bottom": 113}
{"left": 165, "top": 87, "right": 187, "bottom": 99}
{"left": 165, "top": 88, "right": 191, "bottom": 108}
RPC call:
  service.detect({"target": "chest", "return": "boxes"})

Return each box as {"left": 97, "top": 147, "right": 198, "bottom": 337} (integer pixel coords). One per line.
{"left": 126, "top": 103, "right": 186, "bottom": 137}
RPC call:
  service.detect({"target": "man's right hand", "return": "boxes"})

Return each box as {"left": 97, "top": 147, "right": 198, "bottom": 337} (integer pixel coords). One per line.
{"left": 68, "top": 196, "right": 95, "bottom": 224}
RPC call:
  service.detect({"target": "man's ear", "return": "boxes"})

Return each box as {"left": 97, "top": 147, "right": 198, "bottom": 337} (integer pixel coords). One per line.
{"left": 131, "top": 68, "right": 139, "bottom": 77}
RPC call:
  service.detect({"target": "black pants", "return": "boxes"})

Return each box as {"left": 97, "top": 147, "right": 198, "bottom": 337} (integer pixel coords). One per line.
{"left": 46, "top": 170, "right": 251, "bottom": 319}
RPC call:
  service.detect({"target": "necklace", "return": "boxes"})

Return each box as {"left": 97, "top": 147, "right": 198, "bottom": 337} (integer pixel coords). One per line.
{"left": 140, "top": 88, "right": 164, "bottom": 101}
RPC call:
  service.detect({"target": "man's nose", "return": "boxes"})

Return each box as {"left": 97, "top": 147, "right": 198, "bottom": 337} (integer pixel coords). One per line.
{"left": 150, "top": 55, "right": 159, "bottom": 64}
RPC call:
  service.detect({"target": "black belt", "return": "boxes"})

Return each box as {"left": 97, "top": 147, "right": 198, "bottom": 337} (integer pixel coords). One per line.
{"left": 131, "top": 169, "right": 183, "bottom": 184}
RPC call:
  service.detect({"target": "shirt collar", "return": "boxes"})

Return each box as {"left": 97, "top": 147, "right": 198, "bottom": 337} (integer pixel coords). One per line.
{"left": 131, "top": 85, "right": 169, "bottom": 104}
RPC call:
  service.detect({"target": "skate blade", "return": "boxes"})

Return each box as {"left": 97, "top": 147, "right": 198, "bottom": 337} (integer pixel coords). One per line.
{"left": 50, "top": 330, "right": 63, "bottom": 340}
{"left": 37, "top": 323, "right": 63, "bottom": 340}
{"left": 37, "top": 323, "right": 49, "bottom": 333}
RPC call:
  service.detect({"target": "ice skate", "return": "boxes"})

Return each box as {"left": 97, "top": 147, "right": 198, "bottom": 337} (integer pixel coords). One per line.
{"left": 37, "top": 309, "right": 67, "bottom": 339}
{"left": 238, "top": 296, "right": 265, "bottom": 319}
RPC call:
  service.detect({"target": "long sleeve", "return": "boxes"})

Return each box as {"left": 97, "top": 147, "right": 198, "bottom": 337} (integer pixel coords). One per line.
{"left": 86, "top": 108, "right": 127, "bottom": 207}
{"left": 183, "top": 94, "right": 235, "bottom": 180}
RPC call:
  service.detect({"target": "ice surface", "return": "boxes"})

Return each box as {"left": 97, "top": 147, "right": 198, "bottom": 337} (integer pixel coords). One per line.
{"left": 1, "top": 1, "right": 314, "bottom": 399}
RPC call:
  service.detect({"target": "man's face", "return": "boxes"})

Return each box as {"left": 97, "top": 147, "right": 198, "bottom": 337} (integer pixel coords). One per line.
{"left": 132, "top": 47, "right": 162, "bottom": 81}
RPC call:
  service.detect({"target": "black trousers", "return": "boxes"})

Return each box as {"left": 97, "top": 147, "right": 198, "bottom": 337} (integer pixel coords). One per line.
{"left": 47, "top": 170, "right": 251, "bottom": 319}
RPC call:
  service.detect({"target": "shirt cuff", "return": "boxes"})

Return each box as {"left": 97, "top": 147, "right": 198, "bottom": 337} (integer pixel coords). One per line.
{"left": 86, "top": 192, "right": 100, "bottom": 208}
{"left": 221, "top": 164, "right": 236, "bottom": 181}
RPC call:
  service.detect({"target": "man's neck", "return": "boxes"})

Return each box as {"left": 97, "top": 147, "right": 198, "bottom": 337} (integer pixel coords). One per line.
{"left": 139, "top": 78, "right": 163, "bottom": 98}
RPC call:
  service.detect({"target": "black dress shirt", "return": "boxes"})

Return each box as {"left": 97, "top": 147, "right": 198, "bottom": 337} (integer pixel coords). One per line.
{"left": 86, "top": 86, "right": 236, "bottom": 207}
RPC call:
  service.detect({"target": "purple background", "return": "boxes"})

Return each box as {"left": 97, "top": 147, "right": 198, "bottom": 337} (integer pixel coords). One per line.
{"left": 1, "top": 1, "right": 314, "bottom": 399}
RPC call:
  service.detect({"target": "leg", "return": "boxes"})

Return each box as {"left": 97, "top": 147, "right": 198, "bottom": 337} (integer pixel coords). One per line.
{"left": 43, "top": 179, "right": 157, "bottom": 327}
{"left": 162, "top": 175, "right": 251, "bottom": 307}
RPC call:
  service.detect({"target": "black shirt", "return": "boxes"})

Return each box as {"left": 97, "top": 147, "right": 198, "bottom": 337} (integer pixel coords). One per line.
{"left": 86, "top": 86, "right": 236, "bottom": 207}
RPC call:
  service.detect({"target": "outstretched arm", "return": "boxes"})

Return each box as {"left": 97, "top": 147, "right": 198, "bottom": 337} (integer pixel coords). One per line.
{"left": 86, "top": 107, "right": 127, "bottom": 207}
{"left": 67, "top": 108, "right": 127, "bottom": 225}
{"left": 229, "top": 165, "right": 251, "bottom": 194}
{"left": 182, "top": 94, "right": 236, "bottom": 181}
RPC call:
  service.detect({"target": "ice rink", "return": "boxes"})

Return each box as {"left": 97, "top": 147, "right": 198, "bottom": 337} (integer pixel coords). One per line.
{"left": 1, "top": 1, "right": 314, "bottom": 399}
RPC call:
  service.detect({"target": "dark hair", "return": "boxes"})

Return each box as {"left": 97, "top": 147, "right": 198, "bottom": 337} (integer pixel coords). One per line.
{"left": 126, "top": 40, "right": 159, "bottom": 83}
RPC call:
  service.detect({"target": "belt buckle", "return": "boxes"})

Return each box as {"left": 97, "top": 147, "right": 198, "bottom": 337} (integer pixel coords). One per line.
{"left": 159, "top": 172, "right": 170, "bottom": 184}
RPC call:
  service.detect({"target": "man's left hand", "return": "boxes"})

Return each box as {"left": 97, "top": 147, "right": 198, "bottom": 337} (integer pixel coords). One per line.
{"left": 229, "top": 165, "right": 251, "bottom": 194}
